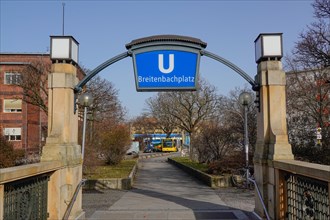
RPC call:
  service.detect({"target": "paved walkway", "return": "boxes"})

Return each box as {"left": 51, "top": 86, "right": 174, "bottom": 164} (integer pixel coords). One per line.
{"left": 83, "top": 154, "right": 258, "bottom": 220}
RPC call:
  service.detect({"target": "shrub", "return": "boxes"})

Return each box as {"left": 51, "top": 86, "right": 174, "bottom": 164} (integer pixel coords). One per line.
{"left": 207, "top": 151, "right": 245, "bottom": 175}
{"left": 292, "top": 144, "right": 330, "bottom": 165}
{"left": 192, "top": 122, "right": 238, "bottom": 164}
{"left": 0, "top": 136, "right": 24, "bottom": 168}
{"left": 97, "top": 124, "right": 131, "bottom": 165}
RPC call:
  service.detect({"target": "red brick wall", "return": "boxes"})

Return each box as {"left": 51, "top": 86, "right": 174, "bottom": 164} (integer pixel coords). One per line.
{"left": 0, "top": 53, "right": 86, "bottom": 152}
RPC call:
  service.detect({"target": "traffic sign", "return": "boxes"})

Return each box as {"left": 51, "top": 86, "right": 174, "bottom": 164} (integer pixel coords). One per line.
{"left": 126, "top": 35, "right": 207, "bottom": 91}
{"left": 134, "top": 50, "right": 199, "bottom": 91}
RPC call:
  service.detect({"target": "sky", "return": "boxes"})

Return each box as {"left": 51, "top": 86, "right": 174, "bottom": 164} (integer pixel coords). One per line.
{"left": 0, "top": 0, "right": 315, "bottom": 118}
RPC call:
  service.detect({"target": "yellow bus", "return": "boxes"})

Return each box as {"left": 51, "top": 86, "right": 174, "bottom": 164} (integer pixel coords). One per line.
{"left": 161, "top": 138, "right": 177, "bottom": 152}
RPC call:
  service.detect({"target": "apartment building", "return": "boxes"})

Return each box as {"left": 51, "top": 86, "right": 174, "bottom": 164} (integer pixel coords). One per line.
{"left": 0, "top": 53, "right": 85, "bottom": 154}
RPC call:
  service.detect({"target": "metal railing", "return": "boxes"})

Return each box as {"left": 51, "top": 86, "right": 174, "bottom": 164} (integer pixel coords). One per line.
{"left": 3, "top": 174, "right": 50, "bottom": 220}
{"left": 274, "top": 160, "right": 330, "bottom": 220}
{"left": 248, "top": 177, "right": 271, "bottom": 220}
{"left": 285, "top": 173, "right": 329, "bottom": 219}
{"left": 62, "top": 179, "right": 86, "bottom": 220}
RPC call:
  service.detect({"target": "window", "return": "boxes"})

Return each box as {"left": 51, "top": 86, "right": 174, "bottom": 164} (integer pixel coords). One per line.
{"left": 4, "top": 72, "right": 22, "bottom": 85}
{"left": 3, "top": 99, "right": 22, "bottom": 112}
{"left": 4, "top": 128, "right": 22, "bottom": 141}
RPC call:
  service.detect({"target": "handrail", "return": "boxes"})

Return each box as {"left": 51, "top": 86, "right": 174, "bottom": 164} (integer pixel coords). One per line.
{"left": 248, "top": 177, "right": 271, "bottom": 220}
{"left": 62, "top": 179, "right": 87, "bottom": 220}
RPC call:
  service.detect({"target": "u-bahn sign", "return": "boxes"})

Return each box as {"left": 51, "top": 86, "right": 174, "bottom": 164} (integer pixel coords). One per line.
{"left": 126, "top": 35, "right": 207, "bottom": 91}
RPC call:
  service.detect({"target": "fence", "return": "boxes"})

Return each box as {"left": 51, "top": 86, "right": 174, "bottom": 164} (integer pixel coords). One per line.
{"left": 3, "top": 174, "right": 50, "bottom": 220}
{"left": 0, "top": 161, "right": 62, "bottom": 220}
{"left": 274, "top": 160, "right": 330, "bottom": 220}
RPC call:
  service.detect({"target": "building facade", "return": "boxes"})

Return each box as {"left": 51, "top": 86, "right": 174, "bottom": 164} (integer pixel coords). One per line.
{"left": 0, "top": 53, "right": 85, "bottom": 155}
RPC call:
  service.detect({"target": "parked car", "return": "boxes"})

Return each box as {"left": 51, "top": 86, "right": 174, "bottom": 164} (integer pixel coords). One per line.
{"left": 143, "top": 144, "right": 155, "bottom": 153}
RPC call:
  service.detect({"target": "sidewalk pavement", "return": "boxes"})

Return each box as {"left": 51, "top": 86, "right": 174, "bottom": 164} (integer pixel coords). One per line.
{"left": 82, "top": 154, "right": 259, "bottom": 220}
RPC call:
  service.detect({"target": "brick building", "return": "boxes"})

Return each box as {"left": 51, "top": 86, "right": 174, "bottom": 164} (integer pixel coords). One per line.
{"left": 0, "top": 53, "right": 85, "bottom": 155}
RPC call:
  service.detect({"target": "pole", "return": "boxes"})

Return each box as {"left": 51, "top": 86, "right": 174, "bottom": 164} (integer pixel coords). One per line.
{"left": 82, "top": 106, "right": 87, "bottom": 160}
{"left": 62, "top": 3, "right": 65, "bottom": 35}
{"left": 244, "top": 104, "right": 249, "bottom": 187}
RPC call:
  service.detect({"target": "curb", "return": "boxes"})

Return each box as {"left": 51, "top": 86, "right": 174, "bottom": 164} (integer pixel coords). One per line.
{"left": 139, "top": 152, "right": 177, "bottom": 159}
{"left": 83, "top": 161, "right": 138, "bottom": 190}
{"left": 168, "top": 158, "right": 232, "bottom": 188}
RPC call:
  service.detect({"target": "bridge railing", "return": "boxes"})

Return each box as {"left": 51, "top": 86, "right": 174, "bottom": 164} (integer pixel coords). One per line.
{"left": 0, "top": 161, "right": 63, "bottom": 220}
{"left": 273, "top": 160, "right": 330, "bottom": 219}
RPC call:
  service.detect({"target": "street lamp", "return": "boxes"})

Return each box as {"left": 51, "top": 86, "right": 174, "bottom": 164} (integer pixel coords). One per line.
{"left": 50, "top": 36, "right": 79, "bottom": 65}
{"left": 254, "top": 33, "right": 283, "bottom": 64}
{"left": 78, "top": 93, "right": 93, "bottom": 160}
{"left": 238, "top": 92, "right": 253, "bottom": 188}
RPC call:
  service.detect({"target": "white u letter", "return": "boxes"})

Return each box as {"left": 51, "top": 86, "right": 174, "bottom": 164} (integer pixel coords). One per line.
{"left": 158, "top": 54, "right": 174, "bottom": 74}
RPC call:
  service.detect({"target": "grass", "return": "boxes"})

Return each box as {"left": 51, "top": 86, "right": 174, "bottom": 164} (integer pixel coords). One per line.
{"left": 171, "top": 157, "right": 208, "bottom": 173}
{"left": 83, "top": 159, "right": 137, "bottom": 179}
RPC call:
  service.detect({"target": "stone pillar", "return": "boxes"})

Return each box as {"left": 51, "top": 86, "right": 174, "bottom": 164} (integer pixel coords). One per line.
{"left": 41, "top": 63, "right": 84, "bottom": 219}
{"left": 254, "top": 61, "right": 294, "bottom": 219}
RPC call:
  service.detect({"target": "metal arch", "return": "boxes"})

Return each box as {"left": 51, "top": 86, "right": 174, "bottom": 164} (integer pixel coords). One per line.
{"left": 74, "top": 51, "right": 131, "bottom": 93}
{"left": 73, "top": 47, "right": 260, "bottom": 113}
{"left": 201, "top": 50, "right": 259, "bottom": 91}
{"left": 74, "top": 48, "right": 259, "bottom": 92}
{"left": 73, "top": 51, "right": 131, "bottom": 113}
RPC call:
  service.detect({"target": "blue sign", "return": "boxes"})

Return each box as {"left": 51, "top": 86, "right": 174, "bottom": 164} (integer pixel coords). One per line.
{"left": 134, "top": 50, "right": 199, "bottom": 91}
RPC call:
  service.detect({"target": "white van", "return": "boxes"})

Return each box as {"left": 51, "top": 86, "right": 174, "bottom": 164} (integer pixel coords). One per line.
{"left": 126, "top": 141, "right": 140, "bottom": 155}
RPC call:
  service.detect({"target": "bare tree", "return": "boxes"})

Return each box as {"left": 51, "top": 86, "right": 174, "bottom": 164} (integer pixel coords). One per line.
{"left": 193, "top": 121, "right": 237, "bottom": 164}
{"left": 16, "top": 58, "right": 50, "bottom": 114}
{"left": 285, "top": 0, "right": 330, "bottom": 164}
{"left": 146, "top": 94, "right": 179, "bottom": 137}
{"left": 188, "top": 86, "right": 257, "bottom": 175}
{"left": 146, "top": 78, "right": 220, "bottom": 160}
{"left": 78, "top": 76, "right": 130, "bottom": 166}
{"left": 131, "top": 114, "right": 159, "bottom": 135}
{"left": 312, "top": 0, "right": 330, "bottom": 20}
{"left": 291, "top": 0, "right": 330, "bottom": 69}
{"left": 219, "top": 87, "right": 257, "bottom": 153}
{"left": 84, "top": 76, "right": 126, "bottom": 123}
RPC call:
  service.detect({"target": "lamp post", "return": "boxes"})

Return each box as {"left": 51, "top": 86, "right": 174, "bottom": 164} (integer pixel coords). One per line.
{"left": 50, "top": 36, "right": 79, "bottom": 65}
{"left": 78, "top": 93, "right": 93, "bottom": 160}
{"left": 238, "top": 92, "right": 253, "bottom": 187}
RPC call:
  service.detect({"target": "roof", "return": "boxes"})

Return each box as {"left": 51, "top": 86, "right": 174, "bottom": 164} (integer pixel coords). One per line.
{"left": 125, "top": 34, "right": 207, "bottom": 49}
{"left": 0, "top": 62, "right": 31, "bottom": 65}
{"left": 0, "top": 52, "right": 50, "bottom": 56}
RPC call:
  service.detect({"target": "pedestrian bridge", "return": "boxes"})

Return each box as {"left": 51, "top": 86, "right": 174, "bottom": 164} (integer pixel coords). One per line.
{"left": 1, "top": 154, "right": 329, "bottom": 219}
